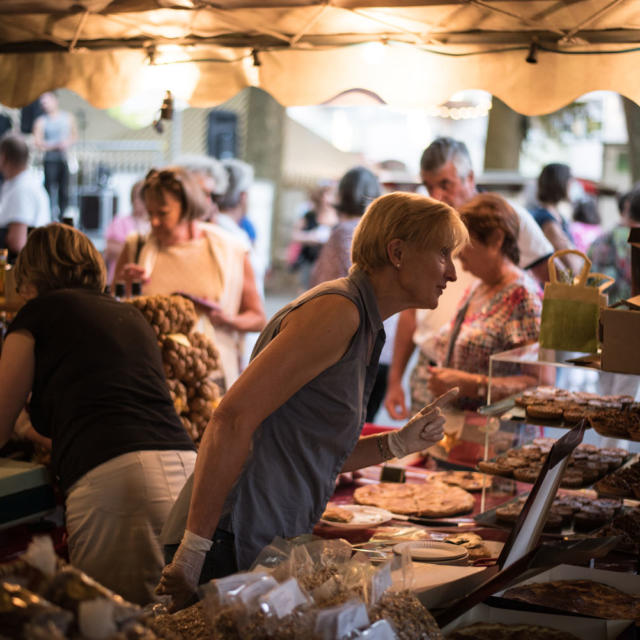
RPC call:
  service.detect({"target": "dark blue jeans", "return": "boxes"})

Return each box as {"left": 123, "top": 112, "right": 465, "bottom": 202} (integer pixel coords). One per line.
{"left": 164, "top": 528, "right": 238, "bottom": 586}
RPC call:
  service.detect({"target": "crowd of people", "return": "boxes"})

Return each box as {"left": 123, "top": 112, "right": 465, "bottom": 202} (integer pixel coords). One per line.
{"left": 0, "top": 101, "right": 639, "bottom": 615}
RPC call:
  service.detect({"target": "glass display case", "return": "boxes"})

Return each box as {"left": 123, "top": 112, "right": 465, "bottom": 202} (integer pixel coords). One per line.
{"left": 486, "top": 342, "right": 640, "bottom": 451}
{"left": 430, "top": 343, "right": 640, "bottom": 470}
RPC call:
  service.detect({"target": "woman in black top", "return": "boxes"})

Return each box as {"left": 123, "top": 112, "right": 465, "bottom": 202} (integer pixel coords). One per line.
{"left": 0, "top": 223, "right": 196, "bottom": 604}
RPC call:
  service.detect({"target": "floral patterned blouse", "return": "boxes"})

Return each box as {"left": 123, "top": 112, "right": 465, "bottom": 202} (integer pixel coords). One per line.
{"left": 426, "top": 272, "right": 542, "bottom": 376}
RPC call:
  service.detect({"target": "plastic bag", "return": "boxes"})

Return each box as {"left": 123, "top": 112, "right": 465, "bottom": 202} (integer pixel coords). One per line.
{"left": 44, "top": 565, "right": 141, "bottom": 639}
{"left": 0, "top": 581, "right": 72, "bottom": 639}
{"left": 357, "top": 619, "right": 398, "bottom": 639}
{"left": 314, "top": 599, "right": 370, "bottom": 640}
{"left": 0, "top": 536, "right": 60, "bottom": 594}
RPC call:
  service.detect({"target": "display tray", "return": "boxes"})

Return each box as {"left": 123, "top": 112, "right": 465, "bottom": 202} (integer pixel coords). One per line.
{"left": 494, "top": 564, "right": 640, "bottom": 623}
{"left": 473, "top": 490, "right": 627, "bottom": 538}
{"left": 499, "top": 404, "right": 591, "bottom": 429}
{"left": 442, "top": 600, "right": 632, "bottom": 640}
{"left": 476, "top": 442, "right": 633, "bottom": 489}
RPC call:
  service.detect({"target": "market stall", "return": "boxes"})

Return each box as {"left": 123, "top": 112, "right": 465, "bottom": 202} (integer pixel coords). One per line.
{"left": 2, "top": 2, "right": 640, "bottom": 637}
{"left": 0, "top": 1, "right": 639, "bottom": 113}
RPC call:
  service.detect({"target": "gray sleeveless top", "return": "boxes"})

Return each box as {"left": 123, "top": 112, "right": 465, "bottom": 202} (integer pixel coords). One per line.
{"left": 43, "top": 112, "right": 72, "bottom": 160}
{"left": 222, "top": 267, "right": 384, "bottom": 569}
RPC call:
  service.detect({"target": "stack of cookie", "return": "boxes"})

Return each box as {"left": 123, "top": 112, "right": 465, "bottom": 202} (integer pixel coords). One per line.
{"left": 515, "top": 386, "right": 637, "bottom": 430}
{"left": 477, "top": 439, "right": 628, "bottom": 488}
{"left": 494, "top": 493, "right": 623, "bottom": 532}
{"left": 594, "top": 460, "right": 640, "bottom": 498}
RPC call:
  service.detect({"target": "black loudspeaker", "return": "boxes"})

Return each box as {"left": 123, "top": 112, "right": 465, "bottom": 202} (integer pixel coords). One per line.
{"left": 207, "top": 110, "right": 237, "bottom": 159}
{"left": 78, "top": 187, "right": 117, "bottom": 233}
{"left": 20, "top": 99, "right": 45, "bottom": 134}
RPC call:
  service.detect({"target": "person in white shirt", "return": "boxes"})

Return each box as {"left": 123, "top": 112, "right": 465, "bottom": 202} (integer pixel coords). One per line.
{"left": 384, "top": 136, "right": 553, "bottom": 419}
{"left": 0, "top": 133, "right": 51, "bottom": 261}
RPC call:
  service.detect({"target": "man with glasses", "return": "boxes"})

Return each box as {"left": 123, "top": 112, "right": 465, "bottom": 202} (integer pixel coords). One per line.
{"left": 384, "top": 137, "right": 552, "bottom": 420}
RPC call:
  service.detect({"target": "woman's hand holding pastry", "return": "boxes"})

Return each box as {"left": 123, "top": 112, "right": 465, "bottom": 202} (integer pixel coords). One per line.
{"left": 387, "top": 388, "right": 458, "bottom": 458}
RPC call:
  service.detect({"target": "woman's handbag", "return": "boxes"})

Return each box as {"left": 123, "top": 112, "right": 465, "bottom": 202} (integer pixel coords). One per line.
{"left": 539, "top": 249, "right": 614, "bottom": 353}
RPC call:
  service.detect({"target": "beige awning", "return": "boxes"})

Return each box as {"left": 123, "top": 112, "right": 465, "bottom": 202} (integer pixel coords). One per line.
{"left": 1, "top": 1, "right": 639, "bottom": 114}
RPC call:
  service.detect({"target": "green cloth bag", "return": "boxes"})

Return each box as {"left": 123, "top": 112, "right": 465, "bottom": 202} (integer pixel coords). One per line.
{"left": 539, "top": 249, "right": 613, "bottom": 353}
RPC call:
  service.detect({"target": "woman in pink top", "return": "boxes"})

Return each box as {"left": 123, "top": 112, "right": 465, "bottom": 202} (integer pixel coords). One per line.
{"left": 113, "top": 168, "right": 266, "bottom": 389}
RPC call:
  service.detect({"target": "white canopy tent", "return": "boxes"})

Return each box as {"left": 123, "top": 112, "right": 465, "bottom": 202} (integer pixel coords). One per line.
{"left": 0, "top": 1, "right": 639, "bottom": 114}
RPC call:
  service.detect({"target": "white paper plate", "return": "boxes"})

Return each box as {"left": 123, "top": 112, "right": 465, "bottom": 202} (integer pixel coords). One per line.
{"left": 319, "top": 505, "right": 393, "bottom": 529}
{"left": 392, "top": 541, "right": 469, "bottom": 564}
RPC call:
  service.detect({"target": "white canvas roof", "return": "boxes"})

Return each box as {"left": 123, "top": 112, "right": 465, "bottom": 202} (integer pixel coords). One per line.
{"left": 1, "top": 1, "right": 639, "bottom": 114}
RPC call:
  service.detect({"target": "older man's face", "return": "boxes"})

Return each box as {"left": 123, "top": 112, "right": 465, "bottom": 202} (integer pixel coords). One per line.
{"left": 420, "top": 160, "right": 476, "bottom": 209}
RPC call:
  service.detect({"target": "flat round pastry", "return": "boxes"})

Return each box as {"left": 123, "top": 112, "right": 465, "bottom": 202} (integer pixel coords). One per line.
{"left": 526, "top": 403, "right": 564, "bottom": 421}
{"left": 550, "top": 504, "right": 574, "bottom": 526}
{"left": 503, "top": 579, "right": 640, "bottom": 620}
{"left": 599, "top": 447, "right": 628, "bottom": 458}
{"left": 562, "top": 406, "right": 585, "bottom": 424}
{"left": 513, "top": 467, "right": 541, "bottom": 484}
{"left": 560, "top": 470, "right": 584, "bottom": 488}
{"left": 477, "top": 460, "right": 514, "bottom": 477}
{"left": 495, "top": 503, "right": 521, "bottom": 523}
{"left": 543, "top": 512, "right": 564, "bottom": 532}
{"left": 533, "top": 437, "right": 556, "bottom": 451}
{"left": 436, "top": 470, "right": 488, "bottom": 491}
{"left": 353, "top": 481, "right": 474, "bottom": 517}
{"left": 573, "top": 506, "right": 611, "bottom": 531}
{"left": 570, "top": 462, "right": 599, "bottom": 484}
{"left": 519, "top": 445, "right": 543, "bottom": 461}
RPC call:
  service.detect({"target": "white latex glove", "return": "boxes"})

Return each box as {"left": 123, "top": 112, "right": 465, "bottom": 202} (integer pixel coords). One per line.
{"left": 155, "top": 530, "right": 211, "bottom": 612}
{"left": 387, "top": 388, "right": 459, "bottom": 458}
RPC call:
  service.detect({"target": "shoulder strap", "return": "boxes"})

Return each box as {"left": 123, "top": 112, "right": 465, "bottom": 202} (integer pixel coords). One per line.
{"left": 134, "top": 233, "right": 146, "bottom": 264}
{"left": 443, "top": 297, "right": 471, "bottom": 368}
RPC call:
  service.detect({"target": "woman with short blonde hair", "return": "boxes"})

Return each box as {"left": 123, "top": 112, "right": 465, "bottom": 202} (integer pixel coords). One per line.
{"left": 352, "top": 191, "right": 468, "bottom": 271}
{"left": 158, "top": 192, "right": 470, "bottom": 610}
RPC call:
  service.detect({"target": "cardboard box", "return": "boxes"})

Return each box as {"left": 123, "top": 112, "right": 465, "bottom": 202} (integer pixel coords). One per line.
{"left": 499, "top": 563, "right": 640, "bottom": 596}
{"left": 455, "top": 564, "right": 639, "bottom": 639}
{"left": 600, "top": 296, "right": 640, "bottom": 374}
{"left": 442, "top": 601, "right": 631, "bottom": 639}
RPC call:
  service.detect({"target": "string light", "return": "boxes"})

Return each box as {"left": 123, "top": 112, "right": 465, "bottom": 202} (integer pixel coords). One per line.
{"left": 425, "top": 99, "right": 492, "bottom": 120}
